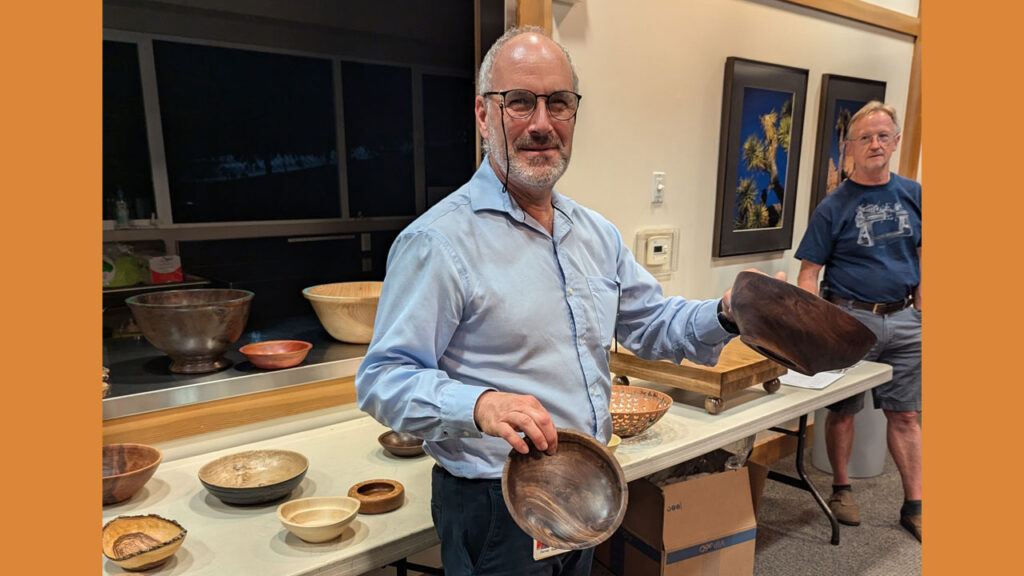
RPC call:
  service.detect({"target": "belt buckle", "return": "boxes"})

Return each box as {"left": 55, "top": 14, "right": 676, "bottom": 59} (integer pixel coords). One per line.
{"left": 872, "top": 302, "right": 884, "bottom": 315}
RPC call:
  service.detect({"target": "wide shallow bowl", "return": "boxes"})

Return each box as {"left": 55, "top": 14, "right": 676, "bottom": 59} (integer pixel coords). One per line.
{"left": 103, "top": 443, "right": 163, "bottom": 505}
{"left": 102, "top": 514, "right": 187, "bottom": 571}
{"left": 198, "top": 449, "right": 308, "bottom": 505}
{"left": 239, "top": 340, "right": 313, "bottom": 370}
{"left": 125, "top": 288, "right": 254, "bottom": 374}
{"left": 348, "top": 479, "right": 405, "bottom": 514}
{"left": 730, "top": 271, "right": 877, "bottom": 375}
{"left": 378, "top": 430, "right": 425, "bottom": 457}
{"left": 302, "top": 282, "right": 382, "bottom": 343}
{"left": 610, "top": 385, "right": 673, "bottom": 437}
{"left": 502, "top": 428, "right": 628, "bottom": 550}
{"left": 277, "top": 496, "right": 361, "bottom": 543}
{"left": 607, "top": 434, "right": 622, "bottom": 454}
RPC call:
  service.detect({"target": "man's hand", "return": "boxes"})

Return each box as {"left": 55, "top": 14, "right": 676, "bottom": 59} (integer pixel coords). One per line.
{"left": 473, "top": 391, "right": 558, "bottom": 455}
{"left": 720, "top": 269, "right": 788, "bottom": 321}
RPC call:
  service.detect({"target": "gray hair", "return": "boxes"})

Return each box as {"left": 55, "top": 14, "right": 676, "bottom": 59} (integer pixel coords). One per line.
{"left": 848, "top": 101, "right": 901, "bottom": 136}
{"left": 477, "top": 25, "right": 580, "bottom": 95}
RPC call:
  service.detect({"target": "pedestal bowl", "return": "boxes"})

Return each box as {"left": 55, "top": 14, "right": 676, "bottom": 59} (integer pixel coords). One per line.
{"left": 125, "top": 288, "right": 254, "bottom": 374}
{"left": 102, "top": 514, "right": 186, "bottom": 571}
{"left": 103, "top": 443, "right": 162, "bottom": 505}
{"left": 303, "top": 281, "right": 382, "bottom": 343}
{"left": 502, "top": 428, "right": 628, "bottom": 550}
{"left": 198, "top": 449, "right": 308, "bottom": 505}
{"left": 729, "top": 271, "right": 877, "bottom": 375}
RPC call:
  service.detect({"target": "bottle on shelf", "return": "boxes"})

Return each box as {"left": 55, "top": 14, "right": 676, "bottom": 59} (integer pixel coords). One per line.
{"left": 115, "top": 188, "right": 131, "bottom": 229}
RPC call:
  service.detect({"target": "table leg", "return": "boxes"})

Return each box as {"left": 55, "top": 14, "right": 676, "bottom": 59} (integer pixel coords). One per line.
{"left": 389, "top": 558, "right": 445, "bottom": 575}
{"left": 766, "top": 414, "right": 841, "bottom": 545}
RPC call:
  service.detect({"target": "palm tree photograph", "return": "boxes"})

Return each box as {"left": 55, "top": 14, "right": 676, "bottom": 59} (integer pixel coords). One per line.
{"left": 734, "top": 87, "right": 794, "bottom": 231}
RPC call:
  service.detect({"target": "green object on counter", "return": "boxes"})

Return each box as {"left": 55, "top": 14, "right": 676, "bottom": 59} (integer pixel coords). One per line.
{"left": 104, "top": 254, "right": 146, "bottom": 288}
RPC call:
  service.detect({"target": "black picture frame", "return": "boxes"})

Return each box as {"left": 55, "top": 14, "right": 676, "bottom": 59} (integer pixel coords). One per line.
{"left": 713, "top": 57, "right": 808, "bottom": 257}
{"left": 808, "top": 74, "right": 887, "bottom": 217}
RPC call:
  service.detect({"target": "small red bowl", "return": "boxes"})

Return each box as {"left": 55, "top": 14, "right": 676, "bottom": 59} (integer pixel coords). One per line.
{"left": 239, "top": 340, "right": 313, "bottom": 370}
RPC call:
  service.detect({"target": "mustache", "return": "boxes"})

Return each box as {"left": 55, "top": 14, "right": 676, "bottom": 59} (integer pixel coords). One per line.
{"left": 513, "top": 133, "right": 562, "bottom": 150}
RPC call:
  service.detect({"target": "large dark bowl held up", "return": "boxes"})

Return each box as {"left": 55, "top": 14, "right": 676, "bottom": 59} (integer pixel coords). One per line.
{"left": 502, "top": 429, "right": 628, "bottom": 550}
{"left": 126, "top": 289, "right": 254, "bottom": 374}
{"left": 198, "top": 449, "right": 308, "bottom": 505}
{"left": 730, "top": 271, "right": 877, "bottom": 375}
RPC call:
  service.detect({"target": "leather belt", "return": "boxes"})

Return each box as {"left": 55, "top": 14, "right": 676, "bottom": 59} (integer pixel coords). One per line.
{"left": 825, "top": 294, "right": 911, "bottom": 315}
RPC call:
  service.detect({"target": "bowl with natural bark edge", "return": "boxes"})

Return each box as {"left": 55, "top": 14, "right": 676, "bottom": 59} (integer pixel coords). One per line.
{"left": 348, "top": 479, "right": 406, "bottom": 514}
{"left": 239, "top": 339, "right": 313, "bottom": 370}
{"left": 378, "top": 430, "right": 425, "bottom": 457}
{"left": 103, "top": 443, "right": 162, "bottom": 505}
{"left": 303, "top": 281, "right": 382, "bottom": 343}
{"left": 730, "top": 271, "right": 877, "bottom": 375}
{"left": 277, "top": 496, "right": 360, "bottom": 543}
{"left": 502, "top": 428, "right": 628, "bottom": 550}
{"left": 102, "top": 514, "right": 187, "bottom": 571}
{"left": 198, "top": 449, "right": 308, "bottom": 505}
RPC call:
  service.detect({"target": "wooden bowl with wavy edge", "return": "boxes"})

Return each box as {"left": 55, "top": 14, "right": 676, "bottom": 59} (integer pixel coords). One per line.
{"left": 378, "top": 430, "right": 425, "bottom": 457}
{"left": 103, "top": 443, "right": 162, "bottom": 505}
{"left": 277, "top": 496, "right": 361, "bottom": 543}
{"left": 730, "top": 271, "right": 877, "bottom": 375}
{"left": 502, "top": 428, "right": 628, "bottom": 550}
{"left": 239, "top": 340, "right": 313, "bottom": 370}
{"left": 198, "top": 449, "right": 308, "bottom": 505}
{"left": 610, "top": 385, "right": 673, "bottom": 437}
{"left": 102, "top": 514, "right": 187, "bottom": 572}
{"left": 348, "top": 479, "right": 405, "bottom": 514}
{"left": 303, "top": 281, "right": 382, "bottom": 343}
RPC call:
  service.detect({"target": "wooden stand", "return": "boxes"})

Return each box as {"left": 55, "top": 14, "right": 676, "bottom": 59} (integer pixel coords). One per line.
{"left": 609, "top": 339, "right": 786, "bottom": 414}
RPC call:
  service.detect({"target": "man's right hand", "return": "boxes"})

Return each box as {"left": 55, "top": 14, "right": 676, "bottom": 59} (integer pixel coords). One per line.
{"left": 473, "top": 390, "right": 558, "bottom": 455}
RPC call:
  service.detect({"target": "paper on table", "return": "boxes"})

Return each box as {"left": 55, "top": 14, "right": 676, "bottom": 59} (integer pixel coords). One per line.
{"left": 779, "top": 369, "right": 844, "bottom": 390}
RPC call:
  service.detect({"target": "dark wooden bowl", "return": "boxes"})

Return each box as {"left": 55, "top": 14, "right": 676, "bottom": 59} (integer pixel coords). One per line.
{"left": 198, "top": 449, "right": 308, "bottom": 505}
{"left": 102, "top": 514, "right": 186, "bottom": 571}
{"left": 239, "top": 340, "right": 313, "bottom": 370}
{"left": 378, "top": 430, "right": 425, "bottom": 457}
{"left": 502, "top": 429, "right": 628, "bottom": 550}
{"left": 103, "top": 443, "right": 162, "bottom": 505}
{"left": 730, "top": 271, "right": 877, "bottom": 375}
{"left": 348, "top": 479, "right": 406, "bottom": 514}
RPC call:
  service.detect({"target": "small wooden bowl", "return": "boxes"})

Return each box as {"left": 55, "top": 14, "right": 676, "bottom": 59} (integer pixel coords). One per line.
{"left": 378, "top": 430, "right": 425, "bottom": 457}
{"left": 609, "top": 385, "right": 673, "bottom": 437}
{"left": 277, "top": 496, "right": 360, "bottom": 543}
{"left": 607, "top": 434, "right": 622, "bottom": 454}
{"left": 730, "top": 271, "right": 877, "bottom": 375}
{"left": 239, "top": 340, "right": 313, "bottom": 370}
{"left": 502, "top": 429, "right": 628, "bottom": 550}
{"left": 348, "top": 479, "right": 405, "bottom": 514}
{"left": 103, "top": 443, "right": 163, "bottom": 505}
{"left": 102, "top": 514, "right": 187, "bottom": 571}
{"left": 198, "top": 449, "right": 308, "bottom": 505}
{"left": 303, "top": 281, "right": 382, "bottom": 343}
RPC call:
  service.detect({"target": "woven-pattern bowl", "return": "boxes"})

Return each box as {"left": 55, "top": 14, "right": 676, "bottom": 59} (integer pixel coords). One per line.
{"left": 609, "top": 385, "right": 673, "bottom": 437}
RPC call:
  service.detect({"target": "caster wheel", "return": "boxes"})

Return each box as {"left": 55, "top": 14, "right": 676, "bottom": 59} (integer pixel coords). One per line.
{"left": 613, "top": 375, "right": 630, "bottom": 386}
{"left": 763, "top": 378, "right": 781, "bottom": 394}
{"left": 704, "top": 396, "right": 723, "bottom": 415}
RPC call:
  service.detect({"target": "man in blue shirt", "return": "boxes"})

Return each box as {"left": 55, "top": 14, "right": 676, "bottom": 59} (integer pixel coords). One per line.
{"left": 357, "top": 27, "right": 753, "bottom": 575}
{"left": 795, "top": 101, "right": 922, "bottom": 542}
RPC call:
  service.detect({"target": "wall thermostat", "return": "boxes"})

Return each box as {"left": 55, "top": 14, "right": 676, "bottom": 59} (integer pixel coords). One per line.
{"left": 634, "top": 228, "right": 678, "bottom": 277}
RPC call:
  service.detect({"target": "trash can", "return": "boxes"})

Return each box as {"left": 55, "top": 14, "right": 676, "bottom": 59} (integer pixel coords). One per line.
{"left": 811, "top": 405, "right": 887, "bottom": 478}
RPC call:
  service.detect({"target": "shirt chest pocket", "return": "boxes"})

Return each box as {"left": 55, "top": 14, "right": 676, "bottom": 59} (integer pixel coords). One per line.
{"left": 586, "top": 276, "right": 620, "bottom": 350}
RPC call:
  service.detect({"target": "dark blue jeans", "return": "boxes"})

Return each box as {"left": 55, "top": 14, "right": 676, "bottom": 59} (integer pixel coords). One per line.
{"left": 431, "top": 465, "right": 595, "bottom": 576}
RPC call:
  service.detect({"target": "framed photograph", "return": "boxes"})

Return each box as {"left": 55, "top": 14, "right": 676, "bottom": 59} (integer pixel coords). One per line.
{"left": 808, "top": 75, "right": 887, "bottom": 217}
{"left": 713, "top": 57, "right": 808, "bottom": 257}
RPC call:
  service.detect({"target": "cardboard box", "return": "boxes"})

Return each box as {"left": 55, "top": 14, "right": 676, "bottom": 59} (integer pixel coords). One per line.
{"left": 596, "top": 467, "right": 756, "bottom": 576}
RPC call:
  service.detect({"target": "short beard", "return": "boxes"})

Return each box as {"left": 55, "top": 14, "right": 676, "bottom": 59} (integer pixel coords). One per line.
{"left": 486, "top": 117, "right": 571, "bottom": 190}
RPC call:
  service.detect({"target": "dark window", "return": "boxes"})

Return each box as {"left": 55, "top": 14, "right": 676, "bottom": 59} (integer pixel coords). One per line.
{"left": 342, "top": 61, "right": 415, "bottom": 217}
{"left": 103, "top": 40, "right": 155, "bottom": 221}
{"left": 423, "top": 74, "right": 475, "bottom": 207}
{"left": 153, "top": 41, "right": 340, "bottom": 223}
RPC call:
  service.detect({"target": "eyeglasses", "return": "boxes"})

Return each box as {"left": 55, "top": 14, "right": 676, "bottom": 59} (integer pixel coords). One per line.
{"left": 848, "top": 132, "right": 897, "bottom": 146}
{"left": 482, "top": 89, "right": 582, "bottom": 121}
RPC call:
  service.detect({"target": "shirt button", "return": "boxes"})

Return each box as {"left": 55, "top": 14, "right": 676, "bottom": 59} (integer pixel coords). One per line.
{"left": 568, "top": 288, "right": 574, "bottom": 296}
{"left": 578, "top": 337, "right": 584, "bottom": 346}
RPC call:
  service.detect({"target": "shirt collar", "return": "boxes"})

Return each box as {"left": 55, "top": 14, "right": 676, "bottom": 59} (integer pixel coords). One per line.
{"left": 468, "top": 156, "right": 576, "bottom": 226}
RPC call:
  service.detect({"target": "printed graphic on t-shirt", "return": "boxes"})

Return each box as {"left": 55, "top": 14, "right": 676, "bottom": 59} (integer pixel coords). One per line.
{"left": 854, "top": 201, "right": 913, "bottom": 247}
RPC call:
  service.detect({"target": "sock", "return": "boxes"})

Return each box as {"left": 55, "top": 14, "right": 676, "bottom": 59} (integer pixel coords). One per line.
{"left": 832, "top": 484, "right": 852, "bottom": 493}
{"left": 901, "top": 499, "right": 921, "bottom": 517}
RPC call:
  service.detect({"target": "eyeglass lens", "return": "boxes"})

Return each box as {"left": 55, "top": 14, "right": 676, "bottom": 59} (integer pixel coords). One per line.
{"left": 503, "top": 89, "right": 579, "bottom": 120}
{"left": 854, "top": 133, "right": 893, "bottom": 145}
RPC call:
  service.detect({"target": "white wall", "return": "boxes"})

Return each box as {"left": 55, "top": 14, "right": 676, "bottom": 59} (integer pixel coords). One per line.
{"left": 549, "top": 0, "right": 916, "bottom": 300}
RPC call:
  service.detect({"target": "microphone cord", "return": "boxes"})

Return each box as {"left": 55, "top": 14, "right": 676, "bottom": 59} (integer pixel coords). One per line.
{"left": 500, "top": 103, "right": 510, "bottom": 195}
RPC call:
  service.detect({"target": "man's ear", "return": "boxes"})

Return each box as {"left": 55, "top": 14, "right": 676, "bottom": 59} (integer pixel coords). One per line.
{"left": 475, "top": 95, "right": 489, "bottom": 139}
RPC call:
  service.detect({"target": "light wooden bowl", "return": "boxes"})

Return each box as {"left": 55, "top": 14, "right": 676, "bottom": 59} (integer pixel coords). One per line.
{"left": 303, "top": 282, "right": 382, "bottom": 343}
{"left": 103, "top": 443, "right": 162, "bottom": 505}
{"left": 607, "top": 434, "right": 622, "bottom": 454}
{"left": 609, "top": 385, "right": 673, "bottom": 437}
{"left": 198, "top": 449, "right": 308, "bottom": 505}
{"left": 102, "top": 514, "right": 186, "bottom": 571}
{"left": 277, "top": 496, "right": 360, "bottom": 543}
{"left": 348, "top": 479, "right": 405, "bottom": 514}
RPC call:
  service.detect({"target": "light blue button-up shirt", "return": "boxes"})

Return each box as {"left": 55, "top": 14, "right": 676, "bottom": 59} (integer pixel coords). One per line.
{"left": 356, "top": 159, "right": 733, "bottom": 479}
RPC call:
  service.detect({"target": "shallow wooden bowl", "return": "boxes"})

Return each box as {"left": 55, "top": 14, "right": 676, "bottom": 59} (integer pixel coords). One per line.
{"left": 502, "top": 428, "right": 628, "bottom": 550}
{"left": 102, "top": 514, "right": 186, "bottom": 571}
{"left": 607, "top": 434, "right": 622, "bottom": 454}
{"left": 730, "top": 271, "right": 877, "bottom": 375}
{"left": 198, "top": 449, "right": 308, "bottom": 505}
{"left": 277, "top": 496, "right": 360, "bottom": 543}
{"left": 303, "top": 281, "right": 382, "bottom": 343}
{"left": 239, "top": 340, "right": 313, "bottom": 370}
{"left": 103, "top": 443, "right": 162, "bottom": 505}
{"left": 609, "top": 385, "right": 673, "bottom": 437}
{"left": 378, "top": 430, "right": 425, "bottom": 457}
{"left": 347, "top": 479, "right": 405, "bottom": 514}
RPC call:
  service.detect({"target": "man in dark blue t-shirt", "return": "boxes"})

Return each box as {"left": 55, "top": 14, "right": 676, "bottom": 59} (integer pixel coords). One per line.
{"left": 795, "top": 101, "right": 921, "bottom": 542}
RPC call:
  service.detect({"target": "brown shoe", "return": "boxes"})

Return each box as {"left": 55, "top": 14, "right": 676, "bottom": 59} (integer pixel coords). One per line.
{"left": 828, "top": 490, "right": 861, "bottom": 526}
{"left": 900, "top": 514, "right": 921, "bottom": 542}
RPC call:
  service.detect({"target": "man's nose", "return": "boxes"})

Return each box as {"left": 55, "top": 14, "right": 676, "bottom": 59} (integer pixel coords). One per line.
{"left": 528, "top": 98, "right": 555, "bottom": 132}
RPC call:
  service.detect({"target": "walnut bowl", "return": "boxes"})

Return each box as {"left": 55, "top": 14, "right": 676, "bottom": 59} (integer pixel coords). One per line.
{"left": 198, "top": 449, "right": 308, "bottom": 505}
{"left": 102, "top": 514, "right": 186, "bottom": 571}
{"left": 378, "top": 430, "right": 425, "bottom": 457}
{"left": 103, "top": 443, "right": 162, "bottom": 505}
